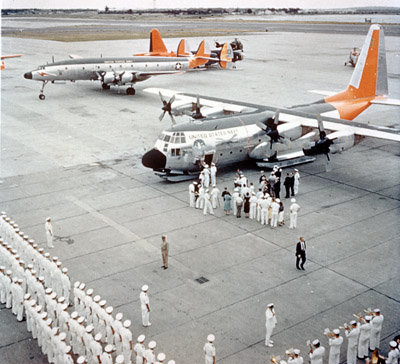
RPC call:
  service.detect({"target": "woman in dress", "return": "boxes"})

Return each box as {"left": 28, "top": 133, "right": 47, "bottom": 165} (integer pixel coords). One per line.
{"left": 223, "top": 191, "right": 232, "bottom": 215}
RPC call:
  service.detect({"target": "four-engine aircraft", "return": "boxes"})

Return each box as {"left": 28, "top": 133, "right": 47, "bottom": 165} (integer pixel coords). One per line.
{"left": 23, "top": 51, "right": 205, "bottom": 100}
{"left": 135, "top": 28, "right": 238, "bottom": 69}
{"left": 142, "top": 24, "right": 400, "bottom": 181}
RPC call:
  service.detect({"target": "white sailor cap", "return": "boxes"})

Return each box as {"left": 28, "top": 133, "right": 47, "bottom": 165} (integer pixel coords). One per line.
{"left": 24, "top": 293, "right": 31, "bottom": 300}
{"left": 157, "top": 353, "right": 166, "bottom": 361}
{"left": 294, "top": 349, "right": 300, "bottom": 355}
{"left": 106, "top": 306, "right": 113, "bottom": 314}
{"left": 74, "top": 281, "right": 80, "bottom": 288}
{"left": 50, "top": 292, "right": 57, "bottom": 299}
{"left": 193, "top": 182, "right": 198, "bottom": 185}
{"left": 38, "top": 276, "right": 44, "bottom": 281}
{"left": 56, "top": 262, "right": 62, "bottom": 267}
{"left": 123, "top": 320, "right": 131, "bottom": 328}
{"left": 365, "top": 315, "right": 372, "bottom": 321}
{"left": 99, "top": 299, "right": 106, "bottom": 307}
{"left": 0, "top": 266, "right": 4, "bottom": 271}
{"left": 77, "top": 316, "right": 85, "bottom": 324}
{"left": 86, "top": 325, "right": 94, "bottom": 333}
{"left": 64, "top": 345, "right": 72, "bottom": 353}
{"left": 46, "top": 318, "right": 52, "bottom": 326}
{"left": 205, "top": 189, "right": 209, "bottom": 193}
{"left": 86, "top": 288, "right": 94, "bottom": 295}
{"left": 390, "top": 341, "right": 397, "bottom": 348}
{"left": 57, "top": 297, "right": 65, "bottom": 303}
{"left": 77, "top": 357, "right": 86, "bottom": 364}
{"left": 61, "top": 303, "right": 68, "bottom": 311}
{"left": 294, "top": 168, "right": 298, "bottom": 171}
{"left": 52, "top": 256, "right": 58, "bottom": 261}
{"left": 291, "top": 198, "right": 296, "bottom": 202}
{"left": 6, "top": 270, "right": 12, "bottom": 275}
{"left": 46, "top": 217, "right": 51, "bottom": 221}
{"left": 207, "top": 334, "right": 215, "bottom": 342}
{"left": 268, "top": 303, "right": 274, "bottom": 308}
{"left": 105, "top": 344, "right": 113, "bottom": 353}
{"left": 142, "top": 285, "right": 149, "bottom": 291}
{"left": 333, "top": 329, "right": 340, "bottom": 335}
{"left": 350, "top": 320, "right": 356, "bottom": 325}
{"left": 95, "top": 333, "right": 102, "bottom": 341}
{"left": 36, "top": 305, "right": 42, "bottom": 312}
{"left": 115, "top": 355, "right": 124, "bottom": 364}
{"left": 79, "top": 283, "right": 86, "bottom": 290}
{"left": 44, "top": 252, "right": 50, "bottom": 258}
{"left": 27, "top": 264, "right": 33, "bottom": 269}
{"left": 116, "top": 312, "right": 123, "bottom": 321}
{"left": 313, "top": 339, "right": 320, "bottom": 345}
{"left": 374, "top": 308, "right": 380, "bottom": 313}
{"left": 28, "top": 239, "right": 35, "bottom": 245}
{"left": 167, "top": 361, "right": 176, "bottom": 364}
{"left": 93, "top": 295, "right": 101, "bottom": 302}
{"left": 148, "top": 341, "right": 157, "bottom": 349}
{"left": 138, "top": 334, "right": 145, "bottom": 342}
{"left": 29, "top": 299, "right": 36, "bottom": 306}
{"left": 275, "top": 198, "right": 280, "bottom": 203}
{"left": 45, "top": 288, "right": 52, "bottom": 294}
{"left": 62, "top": 267, "right": 68, "bottom": 273}
{"left": 71, "top": 311, "right": 78, "bottom": 319}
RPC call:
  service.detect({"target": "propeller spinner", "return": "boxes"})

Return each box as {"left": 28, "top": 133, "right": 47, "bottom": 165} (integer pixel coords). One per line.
{"left": 159, "top": 91, "right": 176, "bottom": 124}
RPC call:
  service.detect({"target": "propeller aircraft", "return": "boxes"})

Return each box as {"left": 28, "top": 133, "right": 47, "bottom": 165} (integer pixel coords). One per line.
{"left": 142, "top": 24, "right": 400, "bottom": 182}
{"left": 1, "top": 54, "right": 23, "bottom": 70}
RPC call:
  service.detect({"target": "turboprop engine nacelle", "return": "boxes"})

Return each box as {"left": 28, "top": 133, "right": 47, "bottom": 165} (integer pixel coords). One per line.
{"left": 102, "top": 72, "right": 117, "bottom": 84}
{"left": 119, "top": 72, "right": 134, "bottom": 84}
{"left": 328, "top": 130, "right": 356, "bottom": 153}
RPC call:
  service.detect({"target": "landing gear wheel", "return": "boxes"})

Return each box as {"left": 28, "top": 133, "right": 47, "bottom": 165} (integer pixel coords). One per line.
{"left": 126, "top": 87, "right": 136, "bottom": 95}
{"left": 102, "top": 83, "right": 111, "bottom": 90}
{"left": 39, "top": 94, "right": 45, "bottom": 100}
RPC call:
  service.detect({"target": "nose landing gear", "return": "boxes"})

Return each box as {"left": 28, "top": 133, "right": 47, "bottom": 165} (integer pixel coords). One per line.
{"left": 38, "top": 81, "right": 48, "bottom": 100}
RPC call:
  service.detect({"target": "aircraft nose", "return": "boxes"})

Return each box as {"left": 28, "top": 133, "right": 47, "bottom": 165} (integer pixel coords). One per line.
{"left": 142, "top": 149, "right": 166, "bottom": 170}
{"left": 24, "top": 72, "right": 32, "bottom": 79}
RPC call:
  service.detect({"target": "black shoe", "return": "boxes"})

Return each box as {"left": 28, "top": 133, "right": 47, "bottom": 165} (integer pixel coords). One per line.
{"left": 301, "top": 267, "right": 305, "bottom": 270}
{"left": 296, "top": 267, "right": 301, "bottom": 270}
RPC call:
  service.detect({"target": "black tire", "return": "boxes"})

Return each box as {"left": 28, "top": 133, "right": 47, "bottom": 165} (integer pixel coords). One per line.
{"left": 39, "top": 94, "right": 45, "bottom": 100}
{"left": 126, "top": 87, "right": 136, "bottom": 95}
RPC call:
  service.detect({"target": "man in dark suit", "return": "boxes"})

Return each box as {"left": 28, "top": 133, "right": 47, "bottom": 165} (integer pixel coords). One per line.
{"left": 296, "top": 237, "right": 306, "bottom": 270}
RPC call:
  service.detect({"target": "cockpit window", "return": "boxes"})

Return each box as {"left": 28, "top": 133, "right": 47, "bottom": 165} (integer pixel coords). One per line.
{"left": 170, "top": 132, "right": 186, "bottom": 144}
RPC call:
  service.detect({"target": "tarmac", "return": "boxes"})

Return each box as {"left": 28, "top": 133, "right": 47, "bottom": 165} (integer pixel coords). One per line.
{"left": 1, "top": 20, "right": 400, "bottom": 364}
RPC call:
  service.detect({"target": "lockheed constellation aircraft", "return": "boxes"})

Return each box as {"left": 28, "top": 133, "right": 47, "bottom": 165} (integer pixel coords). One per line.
{"left": 142, "top": 25, "right": 400, "bottom": 181}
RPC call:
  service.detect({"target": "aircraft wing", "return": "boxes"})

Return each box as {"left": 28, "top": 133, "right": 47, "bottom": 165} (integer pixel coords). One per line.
{"left": 136, "top": 71, "right": 185, "bottom": 77}
{"left": 144, "top": 88, "right": 400, "bottom": 142}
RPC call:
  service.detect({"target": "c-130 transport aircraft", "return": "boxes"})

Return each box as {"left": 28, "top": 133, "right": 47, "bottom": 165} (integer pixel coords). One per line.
{"left": 142, "top": 24, "right": 400, "bottom": 181}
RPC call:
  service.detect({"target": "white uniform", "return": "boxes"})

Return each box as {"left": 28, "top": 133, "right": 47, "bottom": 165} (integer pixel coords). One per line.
{"left": 101, "top": 352, "right": 114, "bottom": 364}
{"left": 310, "top": 346, "right": 326, "bottom": 364}
{"left": 270, "top": 201, "right": 280, "bottom": 227}
{"left": 45, "top": 221, "right": 54, "bottom": 248}
{"left": 232, "top": 191, "right": 239, "bottom": 216}
{"left": 358, "top": 321, "right": 372, "bottom": 358}
{"left": 210, "top": 165, "right": 217, "bottom": 186}
{"left": 203, "top": 192, "right": 214, "bottom": 215}
{"left": 140, "top": 291, "right": 150, "bottom": 326}
{"left": 189, "top": 183, "right": 195, "bottom": 207}
{"left": 14, "top": 284, "right": 25, "bottom": 321}
{"left": 387, "top": 348, "right": 400, "bottom": 364}
{"left": 89, "top": 340, "right": 102, "bottom": 364}
{"left": 294, "top": 171, "right": 300, "bottom": 195}
{"left": 328, "top": 336, "right": 343, "bottom": 364}
{"left": 134, "top": 342, "right": 146, "bottom": 364}
{"left": 211, "top": 187, "right": 220, "bottom": 209}
{"left": 265, "top": 308, "right": 277, "bottom": 346}
{"left": 60, "top": 273, "right": 71, "bottom": 305}
{"left": 345, "top": 326, "right": 360, "bottom": 364}
{"left": 144, "top": 349, "right": 156, "bottom": 364}
{"left": 196, "top": 187, "right": 205, "bottom": 209}
{"left": 203, "top": 342, "right": 216, "bottom": 364}
{"left": 120, "top": 327, "right": 133, "bottom": 364}
{"left": 260, "top": 199, "right": 270, "bottom": 225}
{"left": 203, "top": 168, "right": 210, "bottom": 188}
{"left": 289, "top": 202, "right": 300, "bottom": 229}
{"left": 370, "top": 314, "right": 384, "bottom": 350}
{"left": 249, "top": 195, "right": 258, "bottom": 219}
{"left": 112, "top": 318, "right": 124, "bottom": 352}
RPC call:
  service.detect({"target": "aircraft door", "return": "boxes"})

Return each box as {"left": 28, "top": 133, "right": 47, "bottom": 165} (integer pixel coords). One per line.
{"left": 204, "top": 153, "right": 214, "bottom": 166}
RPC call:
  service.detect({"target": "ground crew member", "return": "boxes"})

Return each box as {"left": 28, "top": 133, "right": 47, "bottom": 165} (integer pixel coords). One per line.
{"left": 140, "top": 285, "right": 151, "bottom": 327}
{"left": 161, "top": 235, "right": 169, "bottom": 270}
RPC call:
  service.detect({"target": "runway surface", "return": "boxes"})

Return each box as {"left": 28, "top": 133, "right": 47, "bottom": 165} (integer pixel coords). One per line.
{"left": 1, "top": 18, "right": 399, "bottom": 363}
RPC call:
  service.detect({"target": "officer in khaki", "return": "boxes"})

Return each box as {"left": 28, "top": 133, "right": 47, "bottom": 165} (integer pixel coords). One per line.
{"left": 161, "top": 235, "right": 169, "bottom": 270}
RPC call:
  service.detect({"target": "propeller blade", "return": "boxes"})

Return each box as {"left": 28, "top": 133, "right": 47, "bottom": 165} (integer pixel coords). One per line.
{"left": 159, "top": 91, "right": 166, "bottom": 104}
{"left": 317, "top": 114, "right": 326, "bottom": 139}
{"left": 159, "top": 111, "right": 166, "bottom": 121}
{"left": 274, "top": 109, "right": 280, "bottom": 125}
{"left": 169, "top": 94, "right": 176, "bottom": 105}
{"left": 168, "top": 111, "right": 176, "bottom": 125}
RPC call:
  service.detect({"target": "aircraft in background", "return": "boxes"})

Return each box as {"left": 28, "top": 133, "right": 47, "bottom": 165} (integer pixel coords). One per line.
{"left": 23, "top": 53, "right": 200, "bottom": 100}
{"left": 142, "top": 24, "right": 400, "bottom": 181}
{"left": 1, "top": 54, "right": 23, "bottom": 70}
{"left": 135, "top": 28, "right": 238, "bottom": 69}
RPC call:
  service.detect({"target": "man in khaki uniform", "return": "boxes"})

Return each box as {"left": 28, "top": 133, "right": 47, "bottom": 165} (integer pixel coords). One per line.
{"left": 161, "top": 235, "right": 169, "bottom": 270}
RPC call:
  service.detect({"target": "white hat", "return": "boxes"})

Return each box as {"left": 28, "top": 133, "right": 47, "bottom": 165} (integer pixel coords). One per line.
{"left": 62, "top": 267, "right": 68, "bottom": 273}
{"left": 123, "top": 320, "right": 131, "bottom": 328}
{"left": 106, "top": 306, "right": 113, "bottom": 314}
{"left": 45, "top": 288, "right": 52, "bottom": 294}
{"left": 167, "top": 361, "right": 176, "bottom": 364}
{"left": 36, "top": 305, "right": 42, "bottom": 312}
{"left": 44, "top": 252, "right": 50, "bottom": 258}
{"left": 77, "top": 357, "right": 86, "bottom": 364}
{"left": 157, "top": 353, "right": 166, "bottom": 361}
{"left": 64, "top": 345, "right": 71, "bottom": 353}
{"left": 374, "top": 308, "right": 380, "bottom": 313}
{"left": 138, "top": 334, "right": 145, "bottom": 342}
{"left": 275, "top": 198, "right": 280, "bottom": 203}
{"left": 116, "top": 313, "right": 123, "bottom": 321}
{"left": 365, "top": 315, "right": 372, "bottom": 321}
{"left": 294, "top": 349, "right": 300, "bottom": 355}
{"left": 86, "top": 288, "right": 94, "bottom": 295}
{"left": 74, "top": 281, "right": 80, "bottom": 288}
{"left": 313, "top": 339, "right": 320, "bottom": 345}
{"left": 50, "top": 292, "right": 57, "bottom": 299}
{"left": 29, "top": 299, "right": 36, "bottom": 306}
{"left": 71, "top": 311, "right": 78, "bottom": 319}
{"left": 294, "top": 168, "right": 298, "bottom": 171}
{"left": 86, "top": 325, "right": 94, "bottom": 333}
{"left": 94, "top": 295, "right": 101, "bottom": 302}
{"left": 390, "top": 341, "right": 397, "bottom": 348}
{"left": 105, "top": 344, "right": 113, "bottom": 353}
{"left": 24, "top": 293, "right": 31, "bottom": 300}
{"left": 52, "top": 256, "right": 58, "bottom": 261}
{"left": 116, "top": 355, "right": 124, "bottom": 364}
{"left": 95, "top": 333, "right": 102, "bottom": 341}
{"left": 61, "top": 304, "right": 68, "bottom": 311}
{"left": 268, "top": 303, "right": 274, "bottom": 308}
{"left": 291, "top": 198, "right": 296, "bottom": 202}
{"left": 57, "top": 297, "right": 65, "bottom": 303}
{"left": 46, "top": 217, "right": 51, "bottom": 221}
{"left": 79, "top": 283, "right": 86, "bottom": 290}
{"left": 148, "top": 341, "right": 157, "bottom": 349}
{"left": 142, "top": 285, "right": 149, "bottom": 291}
{"left": 99, "top": 300, "right": 106, "bottom": 307}
{"left": 46, "top": 318, "right": 52, "bottom": 326}
{"left": 78, "top": 317, "right": 85, "bottom": 324}
{"left": 350, "top": 320, "right": 356, "bottom": 325}
{"left": 59, "top": 332, "right": 66, "bottom": 341}
{"left": 207, "top": 334, "right": 215, "bottom": 342}
{"left": 333, "top": 329, "right": 340, "bottom": 335}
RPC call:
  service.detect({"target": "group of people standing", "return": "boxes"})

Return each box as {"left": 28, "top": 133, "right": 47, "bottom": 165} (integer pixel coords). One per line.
{"left": 188, "top": 166, "right": 301, "bottom": 229}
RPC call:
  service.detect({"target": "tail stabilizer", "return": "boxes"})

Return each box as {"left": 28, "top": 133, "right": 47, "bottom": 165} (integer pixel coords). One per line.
{"left": 149, "top": 28, "right": 168, "bottom": 53}
{"left": 219, "top": 43, "right": 233, "bottom": 69}
{"left": 189, "top": 40, "right": 211, "bottom": 68}
{"left": 325, "top": 24, "right": 392, "bottom": 119}
{"left": 177, "top": 39, "right": 191, "bottom": 56}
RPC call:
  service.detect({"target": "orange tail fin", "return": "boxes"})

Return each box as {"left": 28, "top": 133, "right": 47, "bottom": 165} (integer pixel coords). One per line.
{"left": 149, "top": 28, "right": 168, "bottom": 53}
{"left": 189, "top": 40, "right": 211, "bottom": 68}
{"left": 219, "top": 43, "right": 233, "bottom": 69}
{"left": 177, "top": 39, "right": 191, "bottom": 56}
